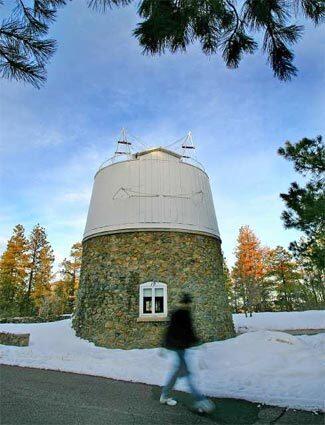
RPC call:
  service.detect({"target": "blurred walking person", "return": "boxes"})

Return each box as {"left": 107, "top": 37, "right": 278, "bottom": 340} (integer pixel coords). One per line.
{"left": 160, "top": 293, "right": 215, "bottom": 413}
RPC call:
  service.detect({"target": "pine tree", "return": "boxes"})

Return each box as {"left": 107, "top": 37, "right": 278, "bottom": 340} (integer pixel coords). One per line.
{"left": 222, "top": 256, "right": 238, "bottom": 313}
{"left": 0, "top": 224, "right": 30, "bottom": 316}
{"left": 26, "top": 224, "right": 54, "bottom": 313}
{"left": 60, "top": 242, "right": 82, "bottom": 312}
{"left": 1, "top": 1, "right": 324, "bottom": 87}
{"left": 232, "top": 225, "right": 268, "bottom": 316}
{"left": 278, "top": 136, "right": 325, "bottom": 276}
{"left": 38, "top": 277, "right": 66, "bottom": 318}
{"left": 53, "top": 279, "right": 69, "bottom": 315}
{"left": 0, "top": 0, "right": 66, "bottom": 87}
{"left": 267, "top": 246, "right": 301, "bottom": 311}
{"left": 291, "top": 236, "right": 325, "bottom": 308}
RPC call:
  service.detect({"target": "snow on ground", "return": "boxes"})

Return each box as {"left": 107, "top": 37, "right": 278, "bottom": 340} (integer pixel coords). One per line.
{"left": 233, "top": 310, "right": 325, "bottom": 332}
{"left": 1, "top": 319, "right": 324, "bottom": 412}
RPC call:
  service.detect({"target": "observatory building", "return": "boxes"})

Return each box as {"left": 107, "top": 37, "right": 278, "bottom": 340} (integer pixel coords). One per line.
{"left": 73, "top": 135, "right": 235, "bottom": 349}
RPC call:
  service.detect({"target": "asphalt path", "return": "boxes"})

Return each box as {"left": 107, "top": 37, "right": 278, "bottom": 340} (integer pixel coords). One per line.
{"left": 0, "top": 365, "right": 323, "bottom": 425}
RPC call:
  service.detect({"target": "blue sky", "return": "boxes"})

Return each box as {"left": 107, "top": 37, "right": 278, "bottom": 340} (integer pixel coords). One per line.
{"left": 0, "top": 2, "right": 324, "bottom": 268}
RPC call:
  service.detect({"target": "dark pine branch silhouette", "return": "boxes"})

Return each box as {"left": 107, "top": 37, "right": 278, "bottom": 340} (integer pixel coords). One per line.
{"left": 1, "top": 0, "right": 324, "bottom": 87}
{"left": 0, "top": 0, "right": 66, "bottom": 87}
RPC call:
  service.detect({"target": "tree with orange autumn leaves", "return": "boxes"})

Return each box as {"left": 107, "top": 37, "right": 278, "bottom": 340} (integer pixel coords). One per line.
{"left": 0, "top": 223, "right": 82, "bottom": 318}
{"left": 0, "top": 224, "right": 54, "bottom": 316}
{"left": 38, "top": 242, "right": 83, "bottom": 317}
{"left": 26, "top": 224, "right": 55, "bottom": 313}
{"left": 0, "top": 224, "right": 30, "bottom": 316}
{"left": 1, "top": 222, "right": 321, "bottom": 318}
{"left": 267, "top": 246, "right": 302, "bottom": 311}
{"left": 230, "top": 226, "right": 314, "bottom": 314}
{"left": 231, "top": 225, "right": 271, "bottom": 316}
{"left": 57, "top": 242, "right": 82, "bottom": 313}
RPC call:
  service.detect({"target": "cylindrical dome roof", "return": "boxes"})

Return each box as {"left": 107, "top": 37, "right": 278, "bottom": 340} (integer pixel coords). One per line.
{"left": 83, "top": 147, "right": 220, "bottom": 241}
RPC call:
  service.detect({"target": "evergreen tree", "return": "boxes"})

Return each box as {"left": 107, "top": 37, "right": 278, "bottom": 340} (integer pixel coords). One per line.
{"left": 1, "top": 1, "right": 324, "bottom": 87}
{"left": 0, "top": 224, "right": 30, "bottom": 316}
{"left": 53, "top": 279, "right": 69, "bottom": 315}
{"left": 38, "top": 278, "right": 66, "bottom": 318}
{"left": 0, "top": 0, "right": 66, "bottom": 87}
{"left": 222, "top": 255, "right": 236, "bottom": 310}
{"left": 60, "top": 242, "right": 82, "bottom": 312}
{"left": 291, "top": 236, "right": 325, "bottom": 308}
{"left": 26, "top": 224, "right": 54, "bottom": 313}
{"left": 267, "top": 246, "right": 301, "bottom": 311}
{"left": 278, "top": 136, "right": 325, "bottom": 276}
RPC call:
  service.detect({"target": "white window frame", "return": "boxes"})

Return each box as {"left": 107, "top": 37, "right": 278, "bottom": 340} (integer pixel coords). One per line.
{"left": 139, "top": 281, "right": 167, "bottom": 318}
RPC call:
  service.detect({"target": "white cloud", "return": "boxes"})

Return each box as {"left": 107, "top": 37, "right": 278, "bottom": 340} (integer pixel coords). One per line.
{"left": 58, "top": 189, "right": 92, "bottom": 203}
{"left": 0, "top": 1, "right": 322, "bottom": 273}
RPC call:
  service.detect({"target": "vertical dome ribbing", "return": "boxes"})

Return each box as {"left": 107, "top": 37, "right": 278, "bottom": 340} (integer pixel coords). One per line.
{"left": 73, "top": 147, "right": 235, "bottom": 348}
{"left": 84, "top": 148, "right": 220, "bottom": 240}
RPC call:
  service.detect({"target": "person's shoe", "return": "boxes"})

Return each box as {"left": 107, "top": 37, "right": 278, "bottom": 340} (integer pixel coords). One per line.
{"left": 160, "top": 395, "right": 177, "bottom": 406}
{"left": 193, "top": 398, "right": 215, "bottom": 413}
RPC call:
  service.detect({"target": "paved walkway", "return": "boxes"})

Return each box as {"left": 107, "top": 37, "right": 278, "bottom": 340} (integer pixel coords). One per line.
{"left": 0, "top": 365, "right": 323, "bottom": 425}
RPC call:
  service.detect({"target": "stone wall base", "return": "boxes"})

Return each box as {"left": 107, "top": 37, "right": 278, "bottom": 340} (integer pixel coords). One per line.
{"left": 73, "top": 231, "right": 235, "bottom": 349}
{"left": 0, "top": 332, "right": 30, "bottom": 346}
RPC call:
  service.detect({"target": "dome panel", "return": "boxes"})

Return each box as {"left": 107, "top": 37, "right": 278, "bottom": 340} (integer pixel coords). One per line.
{"left": 83, "top": 148, "right": 220, "bottom": 240}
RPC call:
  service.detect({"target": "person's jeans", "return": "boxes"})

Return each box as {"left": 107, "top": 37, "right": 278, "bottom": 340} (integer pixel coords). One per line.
{"left": 162, "top": 349, "right": 204, "bottom": 401}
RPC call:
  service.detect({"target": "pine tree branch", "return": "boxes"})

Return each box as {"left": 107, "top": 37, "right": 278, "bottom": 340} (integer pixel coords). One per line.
{"left": 0, "top": 0, "right": 324, "bottom": 87}
{"left": 87, "top": 0, "right": 133, "bottom": 12}
{"left": 0, "top": 0, "right": 65, "bottom": 87}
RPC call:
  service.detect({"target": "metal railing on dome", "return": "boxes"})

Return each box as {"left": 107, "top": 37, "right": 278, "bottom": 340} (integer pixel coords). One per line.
{"left": 98, "top": 152, "right": 205, "bottom": 173}
{"left": 97, "top": 131, "right": 205, "bottom": 173}
{"left": 98, "top": 153, "right": 205, "bottom": 173}
{"left": 180, "top": 156, "right": 205, "bottom": 172}
{"left": 98, "top": 153, "right": 133, "bottom": 171}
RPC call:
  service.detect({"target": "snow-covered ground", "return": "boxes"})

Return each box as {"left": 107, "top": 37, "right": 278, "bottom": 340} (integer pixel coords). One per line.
{"left": 0, "top": 319, "right": 324, "bottom": 412}
{"left": 233, "top": 310, "right": 325, "bottom": 333}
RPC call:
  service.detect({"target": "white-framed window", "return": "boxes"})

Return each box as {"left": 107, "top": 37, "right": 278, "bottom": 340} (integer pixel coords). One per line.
{"left": 139, "top": 281, "right": 167, "bottom": 318}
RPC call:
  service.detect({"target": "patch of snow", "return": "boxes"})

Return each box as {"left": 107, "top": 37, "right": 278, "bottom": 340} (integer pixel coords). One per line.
{"left": 233, "top": 310, "right": 325, "bottom": 332}
{"left": 0, "top": 319, "right": 324, "bottom": 412}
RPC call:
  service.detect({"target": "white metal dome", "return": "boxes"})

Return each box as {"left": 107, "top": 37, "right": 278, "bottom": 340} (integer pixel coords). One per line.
{"left": 83, "top": 147, "right": 220, "bottom": 241}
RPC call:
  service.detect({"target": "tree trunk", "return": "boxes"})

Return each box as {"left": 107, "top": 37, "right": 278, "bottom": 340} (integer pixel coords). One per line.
{"left": 26, "top": 270, "right": 33, "bottom": 301}
{"left": 26, "top": 250, "right": 37, "bottom": 301}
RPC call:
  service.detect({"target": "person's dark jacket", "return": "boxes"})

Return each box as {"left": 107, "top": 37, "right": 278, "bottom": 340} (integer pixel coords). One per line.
{"left": 163, "top": 308, "right": 199, "bottom": 350}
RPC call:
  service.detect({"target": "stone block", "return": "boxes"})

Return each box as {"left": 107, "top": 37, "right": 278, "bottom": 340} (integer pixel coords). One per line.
{"left": 73, "top": 231, "right": 235, "bottom": 349}
{"left": 0, "top": 332, "right": 30, "bottom": 346}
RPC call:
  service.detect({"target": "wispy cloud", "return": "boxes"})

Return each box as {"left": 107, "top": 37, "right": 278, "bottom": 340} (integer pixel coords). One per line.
{"left": 58, "top": 190, "right": 91, "bottom": 203}
{"left": 0, "top": 1, "right": 323, "bottom": 269}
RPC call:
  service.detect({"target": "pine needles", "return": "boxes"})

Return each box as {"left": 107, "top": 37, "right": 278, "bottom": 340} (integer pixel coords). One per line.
{"left": 0, "top": 1, "right": 66, "bottom": 87}
{"left": 0, "top": 0, "right": 324, "bottom": 87}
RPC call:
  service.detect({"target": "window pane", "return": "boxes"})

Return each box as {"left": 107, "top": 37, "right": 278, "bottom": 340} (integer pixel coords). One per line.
{"left": 143, "top": 297, "right": 152, "bottom": 314}
{"left": 143, "top": 288, "right": 152, "bottom": 297}
{"left": 155, "top": 297, "right": 164, "bottom": 313}
{"left": 155, "top": 288, "right": 164, "bottom": 297}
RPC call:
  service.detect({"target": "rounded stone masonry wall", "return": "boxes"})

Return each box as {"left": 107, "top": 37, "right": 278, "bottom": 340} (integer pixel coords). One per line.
{"left": 73, "top": 231, "right": 235, "bottom": 349}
